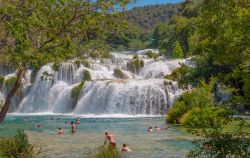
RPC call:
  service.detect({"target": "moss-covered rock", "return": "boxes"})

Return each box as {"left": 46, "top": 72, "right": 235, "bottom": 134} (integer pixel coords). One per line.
{"left": 83, "top": 70, "right": 92, "bottom": 81}
{"left": 113, "top": 68, "right": 127, "bottom": 79}
{"left": 127, "top": 55, "right": 144, "bottom": 74}
{"left": 71, "top": 81, "right": 84, "bottom": 109}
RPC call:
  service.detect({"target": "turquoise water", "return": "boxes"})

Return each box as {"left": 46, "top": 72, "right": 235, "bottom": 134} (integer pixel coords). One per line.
{"left": 0, "top": 115, "right": 194, "bottom": 158}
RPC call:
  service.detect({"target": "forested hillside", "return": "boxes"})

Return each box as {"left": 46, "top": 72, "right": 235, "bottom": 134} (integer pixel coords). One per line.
{"left": 125, "top": 4, "right": 183, "bottom": 29}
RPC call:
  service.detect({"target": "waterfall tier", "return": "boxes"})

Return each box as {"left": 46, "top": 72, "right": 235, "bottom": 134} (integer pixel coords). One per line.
{"left": 0, "top": 50, "right": 191, "bottom": 116}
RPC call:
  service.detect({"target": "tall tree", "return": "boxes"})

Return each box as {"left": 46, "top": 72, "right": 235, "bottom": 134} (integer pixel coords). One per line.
{"left": 0, "top": 0, "right": 131, "bottom": 122}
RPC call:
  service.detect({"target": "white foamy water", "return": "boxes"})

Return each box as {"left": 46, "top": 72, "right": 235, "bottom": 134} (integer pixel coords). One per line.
{"left": 1, "top": 49, "right": 191, "bottom": 116}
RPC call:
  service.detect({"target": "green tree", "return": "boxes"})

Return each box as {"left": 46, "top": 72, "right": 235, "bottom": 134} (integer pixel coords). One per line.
{"left": 0, "top": 0, "right": 130, "bottom": 122}
{"left": 172, "top": 41, "right": 184, "bottom": 58}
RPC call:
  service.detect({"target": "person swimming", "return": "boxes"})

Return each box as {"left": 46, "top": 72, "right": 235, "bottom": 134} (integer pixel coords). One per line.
{"left": 57, "top": 128, "right": 64, "bottom": 135}
{"left": 37, "top": 124, "right": 41, "bottom": 128}
{"left": 71, "top": 122, "right": 77, "bottom": 134}
{"left": 121, "top": 144, "right": 132, "bottom": 152}
{"left": 103, "top": 132, "right": 116, "bottom": 150}
{"left": 76, "top": 117, "right": 80, "bottom": 125}
{"left": 155, "top": 126, "right": 160, "bottom": 131}
{"left": 148, "top": 126, "right": 153, "bottom": 132}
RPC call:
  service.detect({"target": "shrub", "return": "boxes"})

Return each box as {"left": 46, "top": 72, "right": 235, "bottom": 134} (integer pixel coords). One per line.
{"left": 172, "top": 41, "right": 184, "bottom": 58}
{"left": 74, "top": 59, "right": 81, "bottom": 68}
{"left": 166, "top": 80, "right": 216, "bottom": 124}
{"left": 87, "top": 147, "right": 123, "bottom": 158}
{"left": 113, "top": 68, "right": 127, "bottom": 79}
{"left": 71, "top": 82, "right": 84, "bottom": 109}
{"left": 159, "top": 49, "right": 167, "bottom": 56}
{"left": 166, "top": 100, "right": 192, "bottom": 124}
{"left": 82, "top": 59, "right": 90, "bottom": 68}
{"left": 52, "top": 62, "right": 60, "bottom": 71}
{"left": 0, "top": 76, "right": 5, "bottom": 89}
{"left": 180, "top": 107, "right": 230, "bottom": 130}
{"left": 100, "top": 51, "right": 111, "bottom": 59}
{"left": 0, "top": 130, "right": 39, "bottom": 158}
{"left": 146, "top": 50, "right": 158, "bottom": 59}
{"left": 83, "top": 70, "right": 92, "bottom": 81}
{"left": 146, "top": 50, "right": 154, "bottom": 58}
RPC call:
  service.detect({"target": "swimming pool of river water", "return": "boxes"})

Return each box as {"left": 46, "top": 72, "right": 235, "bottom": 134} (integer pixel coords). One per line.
{"left": 0, "top": 115, "right": 194, "bottom": 158}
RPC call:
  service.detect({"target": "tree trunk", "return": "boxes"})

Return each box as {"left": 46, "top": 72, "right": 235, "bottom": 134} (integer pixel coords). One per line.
{"left": 0, "top": 66, "right": 26, "bottom": 123}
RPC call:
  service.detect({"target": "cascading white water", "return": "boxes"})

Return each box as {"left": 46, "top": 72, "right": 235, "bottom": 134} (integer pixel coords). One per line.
{"left": 0, "top": 49, "right": 192, "bottom": 116}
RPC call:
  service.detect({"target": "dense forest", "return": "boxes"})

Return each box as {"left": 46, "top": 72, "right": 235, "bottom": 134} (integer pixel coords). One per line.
{"left": 125, "top": 4, "right": 183, "bottom": 29}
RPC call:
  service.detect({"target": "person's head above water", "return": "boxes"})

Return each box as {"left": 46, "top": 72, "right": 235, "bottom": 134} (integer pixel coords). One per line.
{"left": 123, "top": 144, "right": 127, "bottom": 147}
{"left": 105, "top": 132, "right": 109, "bottom": 135}
{"left": 59, "top": 128, "right": 62, "bottom": 130}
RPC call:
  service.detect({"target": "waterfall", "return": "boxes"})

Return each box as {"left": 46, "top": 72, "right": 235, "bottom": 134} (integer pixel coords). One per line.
{"left": 0, "top": 49, "right": 191, "bottom": 115}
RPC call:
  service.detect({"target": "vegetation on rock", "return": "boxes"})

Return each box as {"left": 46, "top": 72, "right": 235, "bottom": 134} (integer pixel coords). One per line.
{"left": 127, "top": 55, "right": 144, "bottom": 74}
{"left": 71, "top": 81, "right": 84, "bottom": 109}
{"left": 83, "top": 70, "right": 92, "bottom": 81}
{"left": 113, "top": 68, "right": 127, "bottom": 79}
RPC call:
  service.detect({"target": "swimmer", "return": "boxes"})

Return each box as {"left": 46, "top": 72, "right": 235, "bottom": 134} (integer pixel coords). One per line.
{"left": 121, "top": 144, "right": 132, "bottom": 152}
{"left": 71, "top": 122, "right": 77, "bottom": 134}
{"left": 37, "top": 124, "right": 41, "bottom": 128}
{"left": 155, "top": 126, "right": 160, "bottom": 131}
{"left": 57, "top": 128, "right": 64, "bottom": 135}
{"left": 76, "top": 117, "right": 80, "bottom": 125}
{"left": 103, "top": 132, "right": 116, "bottom": 150}
{"left": 148, "top": 126, "right": 153, "bottom": 132}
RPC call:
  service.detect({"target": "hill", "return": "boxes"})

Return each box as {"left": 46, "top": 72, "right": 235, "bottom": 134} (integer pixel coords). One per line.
{"left": 125, "top": 4, "right": 183, "bottom": 30}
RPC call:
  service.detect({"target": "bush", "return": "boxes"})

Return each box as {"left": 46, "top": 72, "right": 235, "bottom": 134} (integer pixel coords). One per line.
{"left": 87, "top": 147, "right": 123, "bottom": 158}
{"left": 146, "top": 50, "right": 154, "bottom": 58}
{"left": 188, "top": 131, "right": 250, "bottom": 158}
{"left": 159, "top": 49, "right": 167, "bottom": 56}
{"left": 166, "top": 101, "right": 189, "bottom": 124}
{"left": 113, "top": 68, "right": 127, "bottom": 79}
{"left": 74, "top": 60, "right": 81, "bottom": 68}
{"left": 0, "top": 130, "right": 39, "bottom": 158}
{"left": 71, "top": 82, "right": 84, "bottom": 109}
{"left": 180, "top": 107, "right": 230, "bottom": 130}
{"left": 0, "top": 75, "right": 5, "bottom": 89}
{"left": 83, "top": 70, "right": 92, "bottom": 81}
{"left": 166, "top": 80, "right": 216, "bottom": 124}
{"left": 172, "top": 41, "right": 184, "bottom": 58}
{"left": 52, "top": 62, "right": 60, "bottom": 71}
{"left": 82, "top": 59, "right": 90, "bottom": 68}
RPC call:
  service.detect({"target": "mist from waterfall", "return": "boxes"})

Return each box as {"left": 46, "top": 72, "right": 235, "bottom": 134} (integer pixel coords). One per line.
{"left": 0, "top": 49, "right": 192, "bottom": 116}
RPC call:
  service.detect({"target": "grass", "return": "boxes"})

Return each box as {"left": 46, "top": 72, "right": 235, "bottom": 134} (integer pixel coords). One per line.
{"left": 86, "top": 147, "right": 123, "bottom": 158}
{"left": 0, "top": 130, "right": 39, "bottom": 158}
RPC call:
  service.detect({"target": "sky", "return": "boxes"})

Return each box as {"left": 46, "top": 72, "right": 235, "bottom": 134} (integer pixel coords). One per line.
{"left": 127, "top": 0, "right": 185, "bottom": 9}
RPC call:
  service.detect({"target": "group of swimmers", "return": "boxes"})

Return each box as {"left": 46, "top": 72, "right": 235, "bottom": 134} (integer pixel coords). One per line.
{"left": 148, "top": 126, "right": 161, "bottom": 132}
{"left": 57, "top": 117, "right": 132, "bottom": 152}
{"left": 103, "top": 131, "right": 132, "bottom": 152}
{"left": 37, "top": 117, "right": 165, "bottom": 153}
{"left": 57, "top": 117, "right": 80, "bottom": 135}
